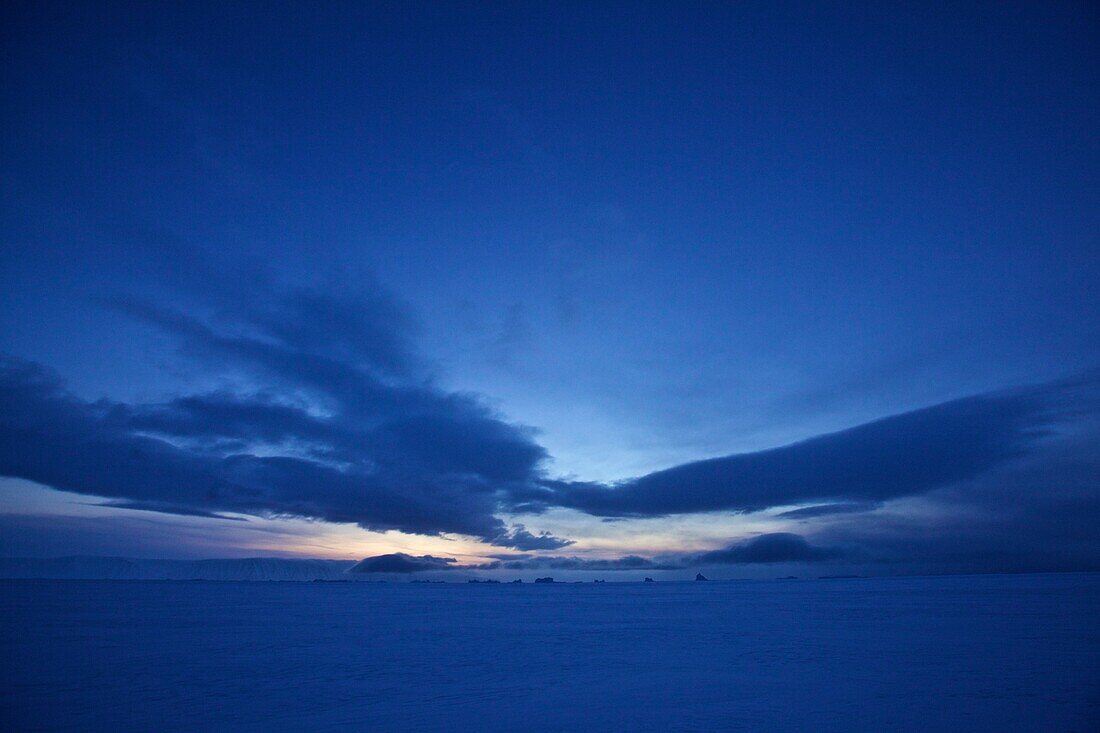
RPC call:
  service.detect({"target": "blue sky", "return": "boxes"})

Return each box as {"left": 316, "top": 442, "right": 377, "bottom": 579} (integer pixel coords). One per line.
{"left": 1, "top": 1, "right": 1097, "bottom": 577}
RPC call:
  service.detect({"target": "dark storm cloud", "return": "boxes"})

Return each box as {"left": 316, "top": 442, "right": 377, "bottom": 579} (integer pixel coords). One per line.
{"left": 111, "top": 393, "right": 340, "bottom": 449}
{"left": 0, "top": 345, "right": 1085, "bottom": 550}
{"left": 0, "top": 357, "right": 516, "bottom": 541}
{"left": 527, "top": 384, "right": 1070, "bottom": 518}
{"left": 688, "top": 533, "right": 841, "bottom": 565}
{"left": 0, "top": 284, "right": 570, "bottom": 550}
{"left": 809, "top": 431, "right": 1100, "bottom": 575}
{"left": 80, "top": 285, "right": 569, "bottom": 548}
{"left": 0, "top": 276, "right": 1093, "bottom": 560}
{"left": 349, "top": 553, "right": 458, "bottom": 573}
{"left": 110, "top": 294, "right": 550, "bottom": 486}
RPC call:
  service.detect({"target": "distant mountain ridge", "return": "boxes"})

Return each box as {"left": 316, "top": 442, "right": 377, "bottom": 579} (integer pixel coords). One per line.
{"left": 0, "top": 556, "right": 359, "bottom": 581}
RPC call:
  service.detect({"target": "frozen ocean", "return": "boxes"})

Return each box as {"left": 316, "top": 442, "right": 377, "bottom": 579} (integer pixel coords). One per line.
{"left": 2, "top": 573, "right": 1097, "bottom": 732}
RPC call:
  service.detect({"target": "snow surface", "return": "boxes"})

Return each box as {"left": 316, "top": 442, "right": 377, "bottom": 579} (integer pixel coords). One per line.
{"left": 1, "top": 573, "right": 1097, "bottom": 731}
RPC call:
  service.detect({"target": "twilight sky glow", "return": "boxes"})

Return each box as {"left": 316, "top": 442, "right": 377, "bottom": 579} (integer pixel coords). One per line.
{"left": 1, "top": 2, "right": 1098, "bottom": 578}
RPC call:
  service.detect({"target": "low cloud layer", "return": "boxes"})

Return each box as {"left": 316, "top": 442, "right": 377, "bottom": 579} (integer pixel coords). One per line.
{"left": 476, "top": 554, "right": 678, "bottom": 572}
{"left": 495, "top": 533, "right": 842, "bottom": 571}
{"left": 687, "top": 533, "right": 840, "bottom": 564}
{"left": 523, "top": 384, "right": 1065, "bottom": 518}
{"left": 345, "top": 533, "right": 845, "bottom": 574}
{"left": 0, "top": 286, "right": 570, "bottom": 550}
{"left": 349, "top": 553, "right": 458, "bottom": 573}
{"left": 0, "top": 282, "right": 1096, "bottom": 570}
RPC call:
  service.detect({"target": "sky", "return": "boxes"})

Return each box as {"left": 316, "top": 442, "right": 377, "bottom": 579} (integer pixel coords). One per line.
{"left": 1, "top": 1, "right": 1098, "bottom": 578}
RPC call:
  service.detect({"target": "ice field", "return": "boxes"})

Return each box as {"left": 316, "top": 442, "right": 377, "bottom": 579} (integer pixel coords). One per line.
{"left": 2, "top": 572, "right": 1098, "bottom": 731}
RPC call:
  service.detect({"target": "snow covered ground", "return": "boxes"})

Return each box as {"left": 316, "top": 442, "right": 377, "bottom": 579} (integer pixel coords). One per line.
{"left": 1, "top": 573, "right": 1097, "bottom": 731}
